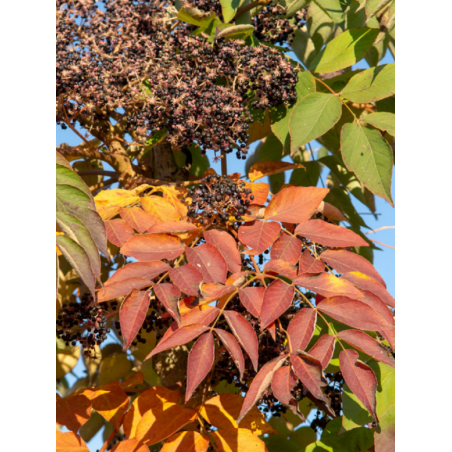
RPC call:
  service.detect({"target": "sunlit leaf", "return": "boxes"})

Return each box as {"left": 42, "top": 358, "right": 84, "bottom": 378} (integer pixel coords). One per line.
{"left": 238, "top": 220, "right": 281, "bottom": 255}
{"left": 308, "top": 334, "right": 336, "bottom": 370}
{"left": 210, "top": 428, "right": 267, "bottom": 452}
{"left": 260, "top": 279, "right": 294, "bottom": 329}
{"left": 364, "top": 112, "right": 395, "bottom": 137}
{"left": 169, "top": 265, "right": 203, "bottom": 297}
{"left": 185, "top": 243, "right": 228, "bottom": 284}
{"left": 204, "top": 230, "right": 242, "bottom": 274}
{"left": 120, "top": 290, "right": 150, "bottom": 350}
{"left": 110, "top": 438, "right": 149, "bottom": 452}
{"left": 161, "top": 431, "right": 210, "bottom": 452}
{"left": 264, "top": 259, "right": 298, "bottom": 280}
{"left": 121, "top": 234, "right": 185, "bottom": 261}
{"left": 120, "top": 207, "right": 155, "bottom": 233}
{"left": 105, "top": 219, "right": 135, "bottom": 247}
{"left": 94, "top": 188, "right": 140, "bottom": 220}
{"left": 154, "top": 283, "right": 182, "bottom": 324}
{"left": 238, "top": 287, "right": 265, "bottom": 318}
{"left": 298, "top": 250, "right": 325, "bottom": 275}
{"left": 141, "top": 196, "right": 181, "bottom": 224}
{"left": 270, "top": 233, "right": 302, "bottom": 265}
{"left": 287, "top": 308, "right": 317, "bottom": 352}
{"left": 56, "top": 431, "right": 89, "bottom": 452}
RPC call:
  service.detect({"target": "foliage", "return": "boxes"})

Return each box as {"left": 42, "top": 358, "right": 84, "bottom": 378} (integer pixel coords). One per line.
{"left": 56, "top": 1, "right": 395, "bottom": 451}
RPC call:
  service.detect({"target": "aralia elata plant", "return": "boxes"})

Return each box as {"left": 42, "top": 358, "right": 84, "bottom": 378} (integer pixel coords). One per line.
{"left": 56, "top": 1, "right": 395, "bottom": 452}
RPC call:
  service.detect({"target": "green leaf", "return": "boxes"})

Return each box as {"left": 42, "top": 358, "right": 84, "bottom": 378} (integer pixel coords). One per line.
{"left": 220, "top": 0, "right": 244, "bottom": 23}
{"left": 285, "top": 0, "right": 311, "bottom": 17}
{"left": 269, "top": 172, "right": 285, "bottom": 194}
{"left": 366, "top": 0, "right": 393, "bottom": 21}
{"left": 79, "top": 411, "right": 105, "bottom": 443}
{"left": 341, "top": 383, "right": 373, "bottom": 431}
{"left": 365, "top": 31, "right": 389, "bottom": 67}
{"left": 341, "top": 63, "right": 395, "bottom": 103}
{"left": 292, "top": 28, "right": 318, "bottom": 68}
{"left": 234, "top": 0, "right": 252, "bottom": 25}
{"left": 346, "top": 0, "right": 380, "bottom": 28}
{"left": 177, "top": 6, "right": 216, "bottom": 27}
{"left": 376, "top": 96, "right": 395, "bottom": 114}
{"left": 325, "top": 188, "right": 370, "bottom": 229}
{"left": 215, "top": 24, "right": 254, "bottom": 40}
{"left": 270, "top": 71, "right": 316, "bottom": 146}
{"left": 309, "top": 28, "right": 379, "bottom": 73}
{"left": 307, "top": 1, "right": 335, "bottom": 52}
{"left": 189, "top": 144, "right": 210, "bottom": 177}
{"left": 289, "top": 93, "right": 342, "bottom": 153}
{"left": 98, "top": 353, "right": 132, "bottom": 386}
{"left": 363, "top": 112, "right": 395, "bottom": 136}
{"left": 314, "top": 0, "right": 346, "bottom": 23}
{"left": 290, "top": 161, "right": 320, "bottom": 187}
{"left": 320, "top": 417, "right": 375, "bottom": 451}
{"left": 341, "top": 121, "right": 394, "bottom": 206}
{"left": 260, "top": 132, "right": 290, "bottom": 161}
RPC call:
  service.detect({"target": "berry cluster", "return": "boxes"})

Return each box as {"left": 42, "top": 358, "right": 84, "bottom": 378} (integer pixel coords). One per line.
{"left": 184, "top": 175, "right": 255, "bottom": 224}
{"left": 56, "top": 293, "right": 113, "bottom": 357}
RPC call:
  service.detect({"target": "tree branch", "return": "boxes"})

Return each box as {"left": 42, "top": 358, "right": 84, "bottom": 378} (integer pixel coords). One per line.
{"left": 234, "top": 0, "right": 270, "bottom": 19}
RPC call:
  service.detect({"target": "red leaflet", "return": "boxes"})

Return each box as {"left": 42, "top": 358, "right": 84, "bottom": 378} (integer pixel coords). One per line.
{"left": 267, "top": 321, "right": 276, "bottom": 340}
{"left": 120, "top": 207, "right": 155, "bottom": 233}
{"left": 121, "top": 234, "right": 185, "bottom": 261}
{"left": 186, "top": 332, "right": 215, "bottom": 402}
{"left": 148, "top": 221, "right": 199, "bottom": 234}
{"left": 320, "top": 249, "right": 386, "bottom": 287}
{"left": 120, "top": 290, "right": 150, "bottom": 350}
{"left": 341, "top": 272, "right": 395, "bottom": 308}
{"left": 107, "top": 261, "right": 170, "bottom": 286}
{"left": 201, "top": 283, "right": 236, "bottom": 302}
{"left": 287, "top": 308, "right": 317, "bottom": 352}
{"left": 238, "top": 287, "right": 265, "bottom": 318}
{"left": 295, "top": 220, "right": 369, "bottom": 247}
{"left": 153, "top": 283, "right": 181, "bottom": 324}
{"left": 214, "top": 328, "right": 245, "bottom": 380}
{"left": 337, "top": 330, "right": 395, "bottom": 367}
{"left": 264, "top": 186, "right": 329, "bottom": 224}
{"left": 237, "top": 355, "right": 288, "bottom": 424}
{"left": 238, "top": 220, "right": 281, "bottom": 255}
{"left": 308, "top": 334, "right": 336, "bottom": 370}
{"left": 298, "top": 250, "right": 325, "bottom": 275}
{"left": 271, "top": 365, "right": 301, "bottom": 418}
{"left": 97, "top": 278, "right": 151, "bottom": 303}
{"left": 290, "top": 352, "right": 328, "bottom": 403}
{"left": 339, "top": 349, "right": 378, "bottom": 421}
{"left": 106, "top": 219, "right": 135, "bottom": 247}
{"left": 293, "top": 273, "right": 364, "bottom": 299}
{"left": 317, "top": 296, "right": 393, "bottom": 331}
{"left": 204, "top": 230, "right": 242, "bottom": 274}
{"left": 270, "top": 233, "right": 302, "bottom": 265}
{"left": 185, "top": 243, "right": 227, "bottom": 284}
{"left": 168, "top": 265, "right": 203, "bottom": 296}
{"left": 260, "top": 280, "right": 294, "bottom": 329}
{"left": 264, "top": 259, "right": 297, "bottom": 280}
{"left": 147, "top": 324, "right": 210, "bottom": 360}
{"left": 223, "top": 310, "right": 259, "bottom": 372}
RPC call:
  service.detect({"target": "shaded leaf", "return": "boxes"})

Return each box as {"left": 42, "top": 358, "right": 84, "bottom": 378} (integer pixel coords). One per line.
{"left": 154, "top": 283, "right": 182, "bottom": 324}
{"left": 105, "top": 219, "right": 135, "bottom": 247}
{"left": 287, "top": 308, "right": 317, "bottom": 352}
{"left": 298, "top": 250, "right": 324, "bottom": 275}
{"left": 270, "top": 232, "right": 302, "bottom": 265}
{"left": 264, "top": 259, "right": 298, "bottom": 280}
{"left": 120, "top": 207, "right": 155, "bottom": 233}
{"left": 98, "top": 353, "right": 132, "bottom": 386}
{"left": 204, "top": 230, "right": 242, "bottom": 274}
{"left": 201, "top": 283, "right": 236, "bottom": 302}
{"left": 341, "top": 382, "right": 373, "bottom": 431}
{"left": 169, "top": 265, "right": 203, "bottom": 296}
{"left": 186, "top": 243, "right": 228, "bottom": 284}
{"left": 120, "top": 371, "right": 144, "bottom": 390}
{"left": 249, "top": 161, "right": 305, "bottom": 182}
{"left": 307, "top": 334, "right": 336, "bottom": 370}
{"left": 271, "top": 365, "right": 302, "bottom": 418}
{"left": 110, "top": 439, "right": 149, "bottom": 452}
{"left": 56, "top": 393, "right": 92, "bottom": 433}
{"left": 316, "top": 201, "right": 347, "bottom": 222}
{"left": 238, "top": 287, "right": 265, "bottom": 318}
{"left": 265, "top": 186, "right": 329, "bottom": 224}
{"left": 161, "top": 432, "right": 210, "bottom": 452}
{"left": 121, "top": 234, "right": 185, "bottom": 261}
{"left": 260, "top": 279, "right": 294, "bottom": 329}
{"left": 56, "top": 431, "right": 89, "bottom": 452}
{"left": 238, "top": 220, "right": 281, "bottom": 255}
{"left": 120, "top": 290, "right": 150, "bottom": 350}
{"left": 295, "top": 219, "right": 369, "bottom": 247}
{"left": 214, "top": 329, "right": 245, "bottom": 380}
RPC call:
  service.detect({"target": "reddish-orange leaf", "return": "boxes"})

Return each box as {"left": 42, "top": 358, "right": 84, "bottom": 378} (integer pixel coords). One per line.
{"left": 56, "top": 393, "right": 91, "bottom": 433}
{"left": 141, "top": 196, "right": 181, "bottom": 224}
{"left": 201, "top": 283, "right": 236, "bottom": 302}
{"left": 287, "top": 308, "right": 317, "bottom": 352}
{"left": 120, "top": 206, "right": 155, "bottom": 233}
{"left": 270, "top": 232, "right": 302, "bottom": 265}
{"left": 56, "top": 431, "right": 89, "bottom": 452}
{"left": 214, "top": 328, "right": 245, "bottom": 380}
{"left": 238, "top": 220, "right": 281, "bottom": 255}
{"left": 153, "top": 283, "right": 181, "bottom": 324}
{"left": 260, "top": 279, "right": 294, "bottom": 329}
{"left": 317, "top": 296, "right": 393, "bottom": 331}
{"left": 238, "top": 287, "right": 265, "bottom": 318}
{"left": 295, "top": 220, "right": 369, "bottom": 247}
{"left": 298, "top": 250, "right": 324, "bottom": 275}
{"left": 110, "top": 439, "right": 149, "bottom": 452}
{"left": 148, "top": 221, "right": 199, "bottom": 235}
{"left": 147, "top": 324, "right": 210, "bottom": 359}
{"left": 121, "top": 234, "right": 185, "bottom": 261}
{"left": 97, "top": 278, "right": 150, "bottom": 303}
{"left": 210, "top": 428, "right": 267, "bottom": 452}
{"left": 264, "top": 259, "right": 297, "bottom": 280}
{"left": 265, "top": 186, "right": 329, "bottom": 224}
{"left": 339, "top": 349, "right": 378, "bottom": 421}
{"left": 308, "top": 334, "right": 336, "bottom": 370}
{"left": 223, "top": 310, "right": 259, "bottom": 372}
{"left": 82, "top": 382, "right": 128, "bottom": 428}
{"left": 204, "top": 230, "right": 242, "bottom": 274}
{"left": 337, "top": 330, "right": 395, "bottom": 367}
{"left": 290, "top": 352, "right": 328, "bottom": 403}
{"left": 237, "top": 355, "right": 288, "bottom": 423}
{"left": 249, "top": 161, "right": 305, "bottom": 182}
{"left": 120, "top": 289, "right": 150, "bottom": 350}
{"left": 119, "top": 372, "right": 144, "bottom": 390}
{"left": 185, "top": 243, "right": 227, "bottom": 284}
{"left": 320, "top": 249, "right": 386, "bottom": 287}
{"left": 271, "top": 365, "right": 301, "bottom": 417}
{"left": 294, "top": 272, "right": 364, "bottom": 299}
{"left": 341, "top": 272, "right": 395, "bottom": 308}
{"left": 135, "top": 402, "right": 197, "bottom": 445}
{"left": 162, "top": 186, "right": 189, "bottom": 217}
{"left": 123, "top": 387, "right": 180, "bottom": 438}
{"left": 186, "top": 332, "right": 215, "bottom": 402}
{"left": 106, "top": 219, "right": 135, "bottom": 247}
{"left": 160, "top": 432, "right": 210, "bottom": 452}
{"left": 169, "top": 264, "right": 203, "bottom": 297}
{"left": 241, "top": 205, "right": 265, "bottom": 222}
{"left": 199, "top": 394, "right": 275, "bottom": 435}
{"left": 316, "top": 201, "right": 347, "bottom": 222}
{"left": 267, "top": 321, "right": 276, "bottom": 340}
{"left": 243, "top": 182, "right": 269, "bottom": 205}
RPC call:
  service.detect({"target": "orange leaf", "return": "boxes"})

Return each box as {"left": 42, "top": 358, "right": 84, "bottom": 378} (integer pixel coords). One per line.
{"left": 270, "top": 232, "right": 302, "bottom": 265}
{"left": 123, "top": 386, "right": 180, "bottom": 438}
{"left": 134, "top": 402, "right": 197, "bottom": 445}
{"left": 263, "top": 259, "right": 297, "bottom": 280}
{"left": 95, "top": 189, "right": 140, "bottom": 220}
{"left": 106, "top": 219, "right": 135, "bottom": 247}
{"left": 238, "top": 220, "right": 281, "bottom": 255}
{"left": 249, "top": 161, "right": 305, "bottom": 183}
{"left": 121, "top": 234, "right": 185, "bottom": 261}
{"left": 243, "top": 182, "right": 269, "bottom": 205}
{"left": 120, "top": 207, "right": 156, "bottom": 233}
{"left": 201, "top": 283, "right": 236, "bottom": 302}
{"left": 298, "top": 250, "right": 324, "bottom": 275}
{"left": 56, "top": 431, "right": 89, "bottom": 452}
{"left": 169, "top": 264, "right": 203, "bottom": 297}
{"left": 316, "top": 201, "right": 347, "bottom": 222}
{"left": 204, "top": 230, "right": 242, "bottom": 274}
{"left": 265, "top": 186, "right": 328, "bottom": 224}
{"left": 162, "top": 186, "right": 188, "bottom": 217}
{"left": 141, "top": 196, "right": 181, "bottom": 224}
{"left": 120, "top": 290, "right": 150, "bottom": 350}
{"left": 110, "top": 438, "right": 149, "bottom": 452}
{"left": 199, "top": 394, "right": 275, "bottom": 435}
{"left": 56, "top": 393, "right": 92, "bottom": 432}
{"left": 161, "top": 431, "right": 210, "bottom": 452}
{"left": 154, "top": 283, "right": 182, "bottom": 324}
{"left": 148, "top": 221, "right": 199, "bottom": 235}
{"left": 120, "top": 372, "right": 144, "bottom": 390}
{"left": 210, "top": 428, "right": 267, "bottom": 452}
{"left": 260, "top": 279, "right": 294, "bottom": 329}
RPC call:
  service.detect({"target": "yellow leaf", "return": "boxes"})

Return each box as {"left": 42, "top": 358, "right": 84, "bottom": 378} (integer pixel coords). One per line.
{"left": 95, "top": 189, "right": 141, "bottom": 220}
{"left": 141, "top": 196, "right": 181, "bottom": 224}
{"left": 162, "top": 186, "right": 188, "bottom": 217}
{"left": 160, "top": 431, "right": 210, "bottom": 452}
{"left": 210, "top": 428, "right": 267, "bottom": 452}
